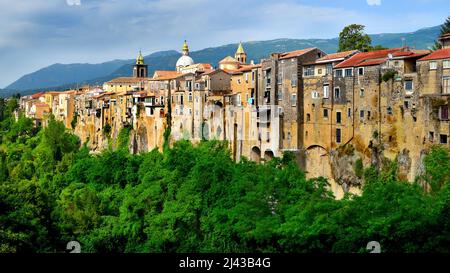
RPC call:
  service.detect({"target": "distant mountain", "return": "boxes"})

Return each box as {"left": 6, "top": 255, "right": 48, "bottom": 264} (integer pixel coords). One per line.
{"left": 6, "top": 59, "right": 132, "bottom": 91}
{"left": 0, "top": 89, "right": 20, "bottom": 98}
{"left": 3, "top": 25, "right": 441, "bottom": 96}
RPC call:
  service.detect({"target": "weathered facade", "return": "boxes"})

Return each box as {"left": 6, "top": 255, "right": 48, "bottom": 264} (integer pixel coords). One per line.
{"left": 20, "top": 37, "right": 450, "bottom": 199}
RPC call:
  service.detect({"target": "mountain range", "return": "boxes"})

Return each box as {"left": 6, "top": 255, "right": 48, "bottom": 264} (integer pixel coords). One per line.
{"left": 1, "top": 25, "right": 441, "bottom": 98}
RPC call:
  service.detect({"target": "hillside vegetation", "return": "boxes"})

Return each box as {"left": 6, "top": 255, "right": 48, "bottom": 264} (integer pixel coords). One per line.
{"left": 0, "top": 98, "right": 449, "bottom": 253}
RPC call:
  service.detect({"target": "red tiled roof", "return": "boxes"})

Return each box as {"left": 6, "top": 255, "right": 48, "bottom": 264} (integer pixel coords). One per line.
{"left": 316, "top": 50, "right": 359, "bottom": 63}
{"left": 231, "top": 64, "right": 261, "bottom": 74}
{"left": 153, "top": 70, "right": 181, "bottom": 79}
{"left": 334, "top": 48, "right": 403, "bottom": 68}
{"left": 279, "top": 47, "right": 316, "bottom": 59}
{"left": 198, "top": 63, "right": 213, "bottom": 70}
{"left": 31, "top": 92, "right": 45, "bottom": 99}
{"left": 418, "top": 48, "right": 450, "bottom": 61}
{"left": 107, "top": 77, "right": 151, "bottom": 83}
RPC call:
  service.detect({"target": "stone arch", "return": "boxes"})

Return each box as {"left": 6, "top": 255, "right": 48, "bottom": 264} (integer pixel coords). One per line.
{"left": 264, "top": 150, "right": 274, "bottom": 161}
{"left": 304, "top": 144, "right": 331, "bottom": 179}
{"left": 251, "top": 146, "right": 261, "bottom": 163}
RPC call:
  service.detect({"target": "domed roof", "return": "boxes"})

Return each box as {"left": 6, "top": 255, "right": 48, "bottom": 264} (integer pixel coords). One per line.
{"left": 176, "top": 55, "right": 194, "bottom": 67}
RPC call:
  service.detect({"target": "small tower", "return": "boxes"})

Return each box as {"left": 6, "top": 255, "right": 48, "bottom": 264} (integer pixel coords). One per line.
{"left": 439, "top": 33, "right": 450, "bottom": 49}
{"left": 133, "top": 50, "right": 148, "bottom": 78}
{"left": 235, "top": 42, "right": 247, "bottom": 64}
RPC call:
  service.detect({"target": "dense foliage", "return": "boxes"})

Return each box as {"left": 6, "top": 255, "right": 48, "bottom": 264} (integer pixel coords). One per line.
{"left": 338, "top": 24, "right": 386, "bottom": 52}
{"left": 1, "top": 98, "right": 449, "bottom": 253}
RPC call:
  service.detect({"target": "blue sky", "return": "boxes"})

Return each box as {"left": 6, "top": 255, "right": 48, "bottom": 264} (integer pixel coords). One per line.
{"left": 0, "top": 0, "right": 448, "bottom": 87}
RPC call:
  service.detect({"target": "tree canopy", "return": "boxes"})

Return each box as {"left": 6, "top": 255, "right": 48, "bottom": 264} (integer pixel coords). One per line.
{"left": 338, "top": 24, "right": 373, "bottom": 52}
{"left": 0, "top": 102, "right": 449, "bottom": 253}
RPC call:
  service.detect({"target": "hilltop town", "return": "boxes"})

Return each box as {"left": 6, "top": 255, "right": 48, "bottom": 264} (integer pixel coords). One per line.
{"left": 18, "top": 35, "right": 450, "bottom": 198}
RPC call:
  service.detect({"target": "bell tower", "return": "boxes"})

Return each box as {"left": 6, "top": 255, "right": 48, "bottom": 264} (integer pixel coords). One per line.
{"left": 133, "top": 50, "right": 148, "bottom": 78}
{"left": 235, "top": 42, "right": 247, "bottom": 64}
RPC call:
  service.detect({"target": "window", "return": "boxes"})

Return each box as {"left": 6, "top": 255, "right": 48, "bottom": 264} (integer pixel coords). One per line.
{"left": 326, "top": 64, "right": 333, "bottom": 75}
{"left": 205, "top": 80, "right": 208, "bottom": 88}
{"left": 188, "top": 92, "right": 193, "bottom": 102}
{"left": 160, "top": 96, "right": 164, "bottom": 105}
{"left": 323, "top": 85, "right": 330, "bottom": 99}
{"left": 304, "top": 66, "right": 314, "bottom": 76}
{"left": 387, "top": 106, "right": 393, "bottom": 115}
{"left": 311, "top": 91, "right": 319, "bottom": 99}
{"left": 237, "top": 79, "right": 241, "bottom": 84}
{"left": 444, "top": 60, "right": 450, "bottom": 69}
{"left": 252, "top": 71, "right": 255, "bottom": 81}
{"left": 404, "top": 101, "right": 409, "bottom": 109}
{"left": 334, "top": 87, "right": 341, "bottom": 99}
{"left": 443, "top": 77, "right": 450, "bottom": 94}
{"left": 245, "top": 73, "right": 249, "bottom": 82}
{"left": 335, "top": 69, "right": 343, "bottom": 77}
{"left": 348, "top": 108, "right": 352, "bottom": 118}
{"left": 405, "top": 80, "right": 413, "bottom": 92}
{"left": 306, "top": 113, "right": 311, "bottom": 122}
{"left": 323, "top": 109, "right": 329, "bottom": 118}
{"left": 188, "top": 108, "right": 192, "bottom": 115}
{"left": 336, "top": 128, "right": 341, "bottom": 144}
{"left": 291, "top": 93, "right": 297, "bottom": 106}
{"left": 440, "top": 105, "right": 449, "bottom": 120}
{"left": 345, "top": 68, "right": 353, "bottom": 77}
{"left": 277, "top": 71, "right": 282, "bottom": 84}
{"left": 318, "top": 68, "right": 323, "bottom": 75}
{"left": 360, "top": 110, "right": 364, "bottom": 118}
{"left": 358, "top": 67, "right": 364, "bottom": 76}
{"left": 367, "top": 111, "right": 371, "bottom": 119}
{"left": 360, "top": 88, "right": 365, "bottom": 98}
{"left": 440, "top": 134, "right": 448, "bottom": 144}
{"left": 429, "top": 131, "right": 434, "bottom": 142}
{"left": 278, "top": 90, "right": 283, "bottom": 101}
{"left": 336, "top": 112, "right": 342, "bottom": 124}
{"left": 291, "top": 74, "right": 297, "bottom": 87}
{"left": 430, "top": 61, "right": 437, "bottom": 70}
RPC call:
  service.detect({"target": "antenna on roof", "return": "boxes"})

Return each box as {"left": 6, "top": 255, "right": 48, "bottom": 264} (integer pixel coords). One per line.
{"left": 401, "top": 37, "right": 406, "bottom": 49}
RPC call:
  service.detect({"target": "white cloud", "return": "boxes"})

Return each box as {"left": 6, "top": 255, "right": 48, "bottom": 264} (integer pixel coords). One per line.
{"left": 66, "top": 0, "right": 81, "bottom": 6}
{"left": 367, "top": 0, "right": 381, "bottom": 6}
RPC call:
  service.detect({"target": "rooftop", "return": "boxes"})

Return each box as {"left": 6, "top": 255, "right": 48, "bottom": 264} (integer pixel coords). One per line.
{"left": 418, "top": 48, "right": 450, "bottom": 61}
{"left": 279, "top": 47, "right": 317, "bottom": 60}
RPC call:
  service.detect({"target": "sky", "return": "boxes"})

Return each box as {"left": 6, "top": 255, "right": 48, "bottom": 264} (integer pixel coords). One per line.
{"left": 0, "top": 0, "right": 448, "bottom": 88}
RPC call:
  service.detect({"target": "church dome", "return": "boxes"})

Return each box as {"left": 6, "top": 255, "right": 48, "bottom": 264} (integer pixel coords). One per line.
{"left": 176, "top": 40, "right": 194, "bottom": 68}
{"left": 176, "top": 55, "right": 194, "bottom": 67}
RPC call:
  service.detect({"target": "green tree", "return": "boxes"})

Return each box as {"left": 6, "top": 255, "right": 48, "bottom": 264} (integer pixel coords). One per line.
{"left": 338, "top": 24, "right": 372, "bottom": 52}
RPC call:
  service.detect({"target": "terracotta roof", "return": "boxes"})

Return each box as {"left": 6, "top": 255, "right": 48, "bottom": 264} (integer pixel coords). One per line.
{"left": 153, "top": 70, "right": 181, "bottom": 79}
{"left": 107, "top": 77, "right": 151, "bottom": 84}
{"left": 230, "top": 64, "right": 261, "bottom": 74}
{"left": 219, "top": 56, "right": 240, "bottom": 64}
{"left": 198, "top": 63, "right": 213, "bottom": 70}
{"left": 279, "top": 47, "right": 316, "bottom": 60}
{"left": 334, "top": 48, "right": 403, "bottom": 68}
{"left": 31, "top": 92, "right": 45, "bottom": 99}
{"left": 417, "top": 48, "right": 450, "bottom": 61}
{"left": 316, "top": 50, "right": 359, "bottom": 63}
